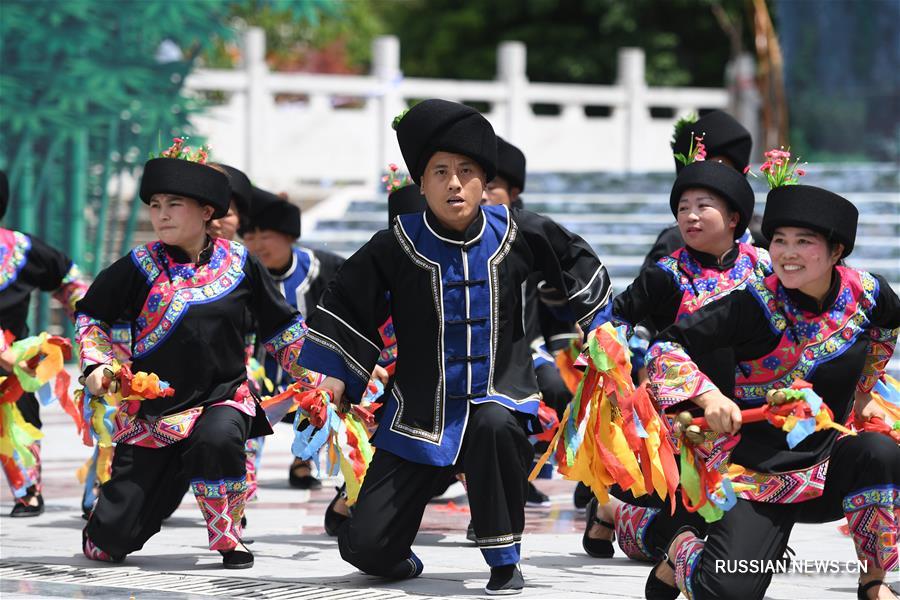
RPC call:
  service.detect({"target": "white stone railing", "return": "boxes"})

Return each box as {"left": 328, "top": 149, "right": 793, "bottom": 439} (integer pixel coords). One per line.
{"left": 185, "top": 28, "right": 759, "bottom": 191}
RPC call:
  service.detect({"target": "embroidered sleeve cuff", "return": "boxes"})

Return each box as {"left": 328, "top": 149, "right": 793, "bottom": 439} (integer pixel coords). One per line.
{"left": 297, "top": 331, "right": 370, "bottom": 403}
{"left": 53, "top": 264, "right": 89, "bottom": 322}
{"left": 75, "top": 313, "right": 114, "bottom": 371}
{"left": 647, "top": 341, "right": 718, "bottom": 408}
{"left": 856, "top": 327, "right": 897, "bottom": 392}
{"left": 377, "top": 317, "right": 398, "bottom": 368}
{"left": 264, "top": 315, "right": 310, "bottom": 379}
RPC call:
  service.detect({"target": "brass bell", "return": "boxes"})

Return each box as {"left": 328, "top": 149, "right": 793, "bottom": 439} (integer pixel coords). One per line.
{"left": 103, "top": 367, "right": 115, "bottom": 380}
{"left": 676, "top": 411, "right": 694, "bottom": 429}
{"left": 108, "top": 380, "right": 119, "bottom": 394}
{"left": 766, "top": 389, "right": 787, "bottom": 405}
{"left": 685, "top": 424, "right": 704, "bottom": 446}
{"left": 78, "top": 375, "right": 86, "bottom": 386}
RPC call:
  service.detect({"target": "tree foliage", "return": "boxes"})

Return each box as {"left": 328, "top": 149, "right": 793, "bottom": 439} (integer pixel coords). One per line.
{"left": 204, "top": 0, "right": 384, "bottom": 72}
{"left": 372, "top": 0, "right": 757, "bottom": 87}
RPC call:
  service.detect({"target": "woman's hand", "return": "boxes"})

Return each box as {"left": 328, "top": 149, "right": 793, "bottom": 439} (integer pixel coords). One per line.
{"left": 84, "top": 367, "right": 109, "bottom": 396}
{"left": 695, "top": 389, "right": 743, "bottom": 435}
{"left": 0, "top": 348, "right": 35, "bottom": 377}
{"left": 854, "top": 389, "right": 888, "bottom": 423}
{"left": 0, "top": 348, "right": 18, "bottom": 373}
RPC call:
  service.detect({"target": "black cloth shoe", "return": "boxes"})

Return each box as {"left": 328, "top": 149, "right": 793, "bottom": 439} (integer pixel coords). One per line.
{"left": 220, "top": 544, "right": 254, "bottom": 569}
{"left": 858, "top": 579, "right": 891, "bottom": 600}
{"left": 573, "top": 481, "right": 592, "bottom": 509}
{"left": 485, "top": 564, "right": 524, "bottom": 595}
{"left": 384, "top": 552, "right": 423, "bottom": 580}
{"left": 645, "top": 555, "right": 679, "bottom": 600}
{"left": 324, "top": 485, "right": 350, "bottom": 537}
{"left": 525, "top": 482, "right": 551, "bottom": 507}
{"left": 10, "top": 493, "right": 44, "bottom": 518}
{"left": 466, "top": 520, "right": 476, "bottom": 542}
{"left": 582, "top": 497, "right": 614, "bottom": 558}
{"left": 645, "top": 524, "right": 699, "bottom": 600}
{"left": 288, "top": 459, "right": 322, "bottom": 490}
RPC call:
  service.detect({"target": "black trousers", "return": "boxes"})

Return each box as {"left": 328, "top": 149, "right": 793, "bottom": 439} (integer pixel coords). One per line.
{"left": 86, "top": 405, "right": 250, "bottom": 557}
{"left": 339, "top": 402, "right": 533, "bottom": 575}
{"left": 674, "top": 433, "right": 900, "bottom": 600}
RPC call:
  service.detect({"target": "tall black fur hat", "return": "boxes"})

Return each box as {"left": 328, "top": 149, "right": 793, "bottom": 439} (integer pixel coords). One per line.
{"left": 762, "top": 185, "right": 858, "bottom": 257}
{"left": 244, "top": 186, "right": 301, "bottom": 239}
{"left": 496, "top": 137, "right": 526, "bottom": 192}
{"left": 394, "top": 99, "right": 497, "bottom": 185}
{"left": 139, "top": 158, "right": 230, "bottom": 219}
{"left": 669, "top": 160, "right": 755, "bottom": 239}
{"left": 672, "top": 110, "right": 752, "bottom": 175}
{"left": 217, "top": 164, "right": 252, "bottom": 216}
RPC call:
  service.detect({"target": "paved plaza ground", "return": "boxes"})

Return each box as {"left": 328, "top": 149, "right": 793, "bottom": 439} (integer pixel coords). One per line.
{"left": 1, "top": 402, "right": 897, "bottom": 599}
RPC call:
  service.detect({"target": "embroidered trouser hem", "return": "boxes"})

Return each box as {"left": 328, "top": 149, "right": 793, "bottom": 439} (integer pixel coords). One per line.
{"left": 85, "top": 405, "right": 250, "bottom": 557}
{"left": 611, "top": 484, "right": 708, "bottom": 562}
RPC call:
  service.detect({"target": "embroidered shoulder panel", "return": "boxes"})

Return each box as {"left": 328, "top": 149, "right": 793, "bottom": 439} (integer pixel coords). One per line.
{"left": 132, "top": 239, "right": 247, "bottom": 358}
{"left": 0, "top": 229, "right": 31, "bottom": 292}
{"left": 656, "top": 243, "right": 770, "bottom": 319}
{"left": 735, "top": 268, "right": 874, "bottom": 402}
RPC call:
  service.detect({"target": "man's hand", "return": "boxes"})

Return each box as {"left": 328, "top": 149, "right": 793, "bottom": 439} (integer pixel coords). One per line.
{"left": 320, "top": 375, "right": 347, "bottom": 406}
{"left": 370, "top": 365, "right": 389, "bottom": 386}
{"left": 695, "top": 389, "right": 743, "bottom": 435}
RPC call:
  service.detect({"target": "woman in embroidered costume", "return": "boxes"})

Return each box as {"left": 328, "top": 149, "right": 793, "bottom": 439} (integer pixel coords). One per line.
{"left": 76, "top": 148, "right": 320, "bottom": 569}
{"left": 644, "top": 183, "right": 900, "bottom": 600}
{"left": 144, "top": 162, "right": 273, "bottom": 527}
{"left": 582, "top": 160, "right": 770, "bottom": 561}
{"left": 0, "top": 169, "right": 89, "bottom": 517}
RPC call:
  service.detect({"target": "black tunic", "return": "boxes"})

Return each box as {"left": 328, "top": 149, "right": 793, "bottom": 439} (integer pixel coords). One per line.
{"left": 610, "top": 242, "right": 771, "bottom": 395}
{"left": 0, "top": 228, "right": 86, "bottom": 341}
{"left": 75, "top": 238, "right": 308, "bottom": 420}
{"left": 649, "top": 267, "right": 900, "bottom": 479}
{"left": 299, "top": 204, "right": 612, "bottom": 466}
